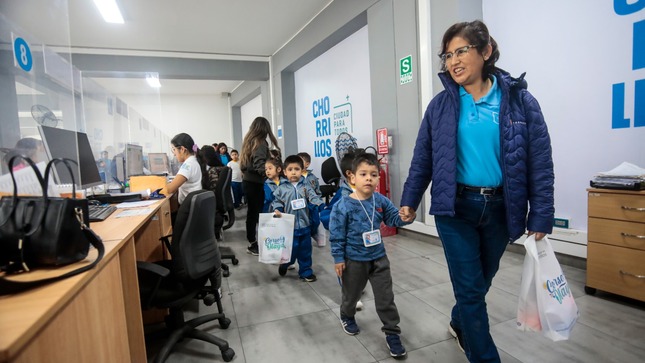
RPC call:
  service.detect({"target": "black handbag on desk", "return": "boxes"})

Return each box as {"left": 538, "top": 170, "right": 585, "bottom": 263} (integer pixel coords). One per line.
{"left": 0, "top": 156, "right": 105, "bottom": 295}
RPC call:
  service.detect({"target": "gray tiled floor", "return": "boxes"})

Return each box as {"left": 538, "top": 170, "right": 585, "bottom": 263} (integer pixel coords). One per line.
{"left": 147, "top": 208, "right": 645, "bottom": 362}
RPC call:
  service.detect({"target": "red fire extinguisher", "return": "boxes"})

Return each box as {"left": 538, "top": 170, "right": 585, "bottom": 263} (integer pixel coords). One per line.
{"left": 376, "top": 155, "right": 397, "bottom": 237}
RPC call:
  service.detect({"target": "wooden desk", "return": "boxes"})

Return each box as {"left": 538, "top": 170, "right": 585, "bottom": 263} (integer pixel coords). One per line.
{"left": 0, "top": 197, "right": 173, "bottom": 363}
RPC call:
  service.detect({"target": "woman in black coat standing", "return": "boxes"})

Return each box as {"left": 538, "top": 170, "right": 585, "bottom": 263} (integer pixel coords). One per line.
{"left": 240, "top": 116, "right": 281, "bottom": 255}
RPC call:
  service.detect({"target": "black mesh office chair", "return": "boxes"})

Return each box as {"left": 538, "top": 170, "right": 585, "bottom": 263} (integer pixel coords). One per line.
{"left": 214, "top": 167, "right": 238, "bottom": 276}
{"left": 137, "top": 190, "right": 235, "bottom": 362}
{"left": 320, "top": 156, "right": 342, "bottom": 204}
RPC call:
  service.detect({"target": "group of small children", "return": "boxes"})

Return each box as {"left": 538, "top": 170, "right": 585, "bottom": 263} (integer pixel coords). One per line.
{"left": 262, "top": 150, "right": 414, "bottom": 359}
{"left": 263, "top": 152, "right": 323, "bottom": 281}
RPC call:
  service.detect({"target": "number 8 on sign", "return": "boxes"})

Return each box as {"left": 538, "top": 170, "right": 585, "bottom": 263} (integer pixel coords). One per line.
{"left": 13, "top": 36, "right": 33, "bottom": 72}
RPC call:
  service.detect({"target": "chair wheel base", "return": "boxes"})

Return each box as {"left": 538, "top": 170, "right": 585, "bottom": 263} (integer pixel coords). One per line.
{"left": 231, "top": 258, "right": 239, "bottom": 265}
{"left": 220, "top": 318, "right": 231, "bottom": 329}
{"left": 222, "top": 347, "right": 235, "bottom": 362}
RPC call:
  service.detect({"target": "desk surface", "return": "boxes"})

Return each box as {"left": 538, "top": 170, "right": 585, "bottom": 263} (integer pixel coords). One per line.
{"left": 0, "top": 197, "right": 169, "bottom": 362}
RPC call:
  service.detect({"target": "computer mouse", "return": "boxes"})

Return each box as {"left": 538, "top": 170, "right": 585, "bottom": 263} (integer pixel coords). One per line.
{"left": 88, "top": 199, "right": 101, "bottom": 206}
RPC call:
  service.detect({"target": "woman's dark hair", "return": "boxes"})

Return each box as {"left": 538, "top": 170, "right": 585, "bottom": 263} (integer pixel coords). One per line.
{"left": 201, "top": 145, "right": 223, "bottom": 167}
{"left": 171, "top": 133, "right": 196, "bottom": 153}
{"left": 240, "top": 116, "right": 280, "bottom": 168}
{"left": 283, "top": 155, "right": 304, "bottom": 170}
{"left": 217, "top": 142, "right": 229, "bottom": 154}
{"left": 171, "top": 132, "right": 206, "bottom": 181}
{"left": 439, "top": 20, "right": 500, "bottom": 79}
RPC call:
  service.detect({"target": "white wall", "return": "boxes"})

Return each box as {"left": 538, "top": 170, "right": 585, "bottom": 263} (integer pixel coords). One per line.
{"left": 294, "top": 26, "right": 373, "bottom": 175}
{"left": 484, "top": 1, "right": 645, "bottom": 232}
{"left": 240, "top": 94, "right": 263, "bottom": 149}
{"left": 118, "top": 93, "right": 232, "bottom": 150}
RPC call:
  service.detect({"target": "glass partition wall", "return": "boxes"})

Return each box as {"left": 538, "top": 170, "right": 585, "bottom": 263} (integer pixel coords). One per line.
{"left": 0, "top": 3, "right": 171, "bottom": 196}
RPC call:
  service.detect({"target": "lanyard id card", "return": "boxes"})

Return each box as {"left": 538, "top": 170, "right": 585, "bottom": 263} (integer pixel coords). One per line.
{"left": 362, "top": 229, "right": 382, "bottom": 247}
{"left": 291, "top": 198, "right": 306, "bottom": 210}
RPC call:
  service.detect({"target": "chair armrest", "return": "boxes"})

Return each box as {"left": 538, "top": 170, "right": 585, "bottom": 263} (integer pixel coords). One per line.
{"left": 159, "top": 234, "right": 172, "bottom": 253}
{"left": 136, "top": 261, "right": 170, "bottom": 278}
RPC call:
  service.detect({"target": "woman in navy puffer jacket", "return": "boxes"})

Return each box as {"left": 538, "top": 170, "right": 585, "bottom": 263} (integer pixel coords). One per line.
{"left": 400, "top": 21, "right": 554, "bottom": 363}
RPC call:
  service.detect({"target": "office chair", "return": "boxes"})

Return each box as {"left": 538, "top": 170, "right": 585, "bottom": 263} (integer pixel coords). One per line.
{"left": 214, "top": 167, "right": 238, "bottom": 277}
{"left": 319, "top": 156, "right": 342, "bottom": 204}
{"left": 137, "top": 190, "right": 235, "bottom": 363}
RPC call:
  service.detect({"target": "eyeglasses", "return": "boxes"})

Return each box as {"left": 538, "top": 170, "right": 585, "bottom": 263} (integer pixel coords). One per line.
{"left": 171, "top": 146, "right": 181, "bottom": 153}
{"left": 440, "top": 45, "right": 477, "bottom": 63}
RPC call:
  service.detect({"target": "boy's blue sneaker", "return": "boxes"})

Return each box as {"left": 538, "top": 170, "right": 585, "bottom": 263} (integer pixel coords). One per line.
{"left": 386, "top": 334, "right": 406, "bottom": 359}
{"left": 340, "top": 315, "right": 360, "bottom": 335}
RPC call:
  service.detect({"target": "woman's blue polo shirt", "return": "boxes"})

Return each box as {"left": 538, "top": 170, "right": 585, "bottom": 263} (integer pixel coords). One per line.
{"left": 456, "top": 75, "right": 503, "bottom": 187}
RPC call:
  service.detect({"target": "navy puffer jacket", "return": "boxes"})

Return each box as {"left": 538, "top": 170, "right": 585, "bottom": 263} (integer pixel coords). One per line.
{"left": 400, "top": 69, "right": 554, "bottom": 242}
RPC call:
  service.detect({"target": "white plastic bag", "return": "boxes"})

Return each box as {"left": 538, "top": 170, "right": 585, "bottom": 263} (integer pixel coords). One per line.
{"left": 312, "top": 225, "right": 328, "bottom": 247}
{"left": 517, "top": 235, "right": 579, "bottom": 341}
{"left": 258, "top": 213, "right": 294, "bottom": 264}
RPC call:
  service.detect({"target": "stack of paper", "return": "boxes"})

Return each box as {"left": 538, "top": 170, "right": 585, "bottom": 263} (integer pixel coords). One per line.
{"left": 591, "top": 162, "right": 645, "bottom": 190}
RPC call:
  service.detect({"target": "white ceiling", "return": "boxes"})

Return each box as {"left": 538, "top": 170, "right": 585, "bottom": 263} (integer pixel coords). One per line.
{"left": 66, "top": 0, "right": 332, "bottom": 57}
{"left": 4, "top": 0, "right": 333, "bottom": 95}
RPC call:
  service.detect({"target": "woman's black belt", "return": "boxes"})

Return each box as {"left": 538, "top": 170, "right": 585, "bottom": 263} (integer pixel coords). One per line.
{"left": 457, "top": 184, "right": 503, "bottom": 196}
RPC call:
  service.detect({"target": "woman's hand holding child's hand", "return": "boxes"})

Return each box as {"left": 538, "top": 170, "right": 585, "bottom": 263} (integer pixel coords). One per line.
{"left": 399, "top": 206, "right": 416, "bottom": 222}
{"left": 335, "top": 262, "right": 345, "bottom": 278}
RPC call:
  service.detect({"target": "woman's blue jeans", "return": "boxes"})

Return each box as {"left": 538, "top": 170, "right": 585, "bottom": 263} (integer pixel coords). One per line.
{"left": 435, "top": 189, "right": 509, "bottom": 363}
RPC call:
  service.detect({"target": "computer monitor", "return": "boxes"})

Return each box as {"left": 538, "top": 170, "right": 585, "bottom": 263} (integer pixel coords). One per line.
{"left": 125, "top": 144, "right": 144, "bottom": 178}
{"left": 147, "top": 152, "right": 170, "bottom": 174}
{"left": 38, "top": 126, "right": 103, "bottom": 189}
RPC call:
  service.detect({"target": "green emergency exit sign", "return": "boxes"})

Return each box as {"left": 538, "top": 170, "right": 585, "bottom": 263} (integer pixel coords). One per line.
{"left": 400, "top": 55, "right": 412, "bottom": 85}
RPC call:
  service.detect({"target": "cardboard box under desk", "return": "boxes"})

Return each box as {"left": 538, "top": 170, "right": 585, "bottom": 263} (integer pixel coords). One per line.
{"left": 129, "top": 175, "right": 167, "bottom": 192}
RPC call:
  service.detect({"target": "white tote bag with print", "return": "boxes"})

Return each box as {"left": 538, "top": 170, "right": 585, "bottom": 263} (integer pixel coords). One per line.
{"left": 517, "top": 235, "right": 579, "bottom": 341}
{"left": 258, "top": 213, "right": 294, "bottom": 264}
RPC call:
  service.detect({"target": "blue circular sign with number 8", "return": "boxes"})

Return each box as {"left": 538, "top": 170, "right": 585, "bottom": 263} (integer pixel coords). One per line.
{"left": 14, "top": 37, "right": 33, "bottom": 72}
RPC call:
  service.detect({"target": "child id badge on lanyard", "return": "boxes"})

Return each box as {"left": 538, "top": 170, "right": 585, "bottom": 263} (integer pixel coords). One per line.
{"left": 291, "top": 198, "right": 306, "bottom": 210}
{"left": 290, "top": 184, "right": 306, "bottom": 210}
{"left": 359, "top": 194, "right": 381, "bottom": 247}
{"left": 362, "top": 229, "right": 382, "bottom": 247}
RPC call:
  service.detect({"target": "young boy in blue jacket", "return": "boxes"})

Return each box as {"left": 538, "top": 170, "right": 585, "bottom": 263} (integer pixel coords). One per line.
{"left": 271, "top": 155, "right": 324, "bottom": 282}
{"left": 329, "top": 153, "right": 414, "bottom": 359}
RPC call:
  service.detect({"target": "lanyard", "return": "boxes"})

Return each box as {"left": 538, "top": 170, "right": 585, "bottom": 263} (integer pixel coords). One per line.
{"left": 357, "top": 194, "right": 376, "bottom": 230}
{"left": 291, "top": 182, "right": 300, "bottom": 197}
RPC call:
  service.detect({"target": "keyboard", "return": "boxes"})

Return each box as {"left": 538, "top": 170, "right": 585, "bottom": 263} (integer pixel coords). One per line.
{"left": 88, "top": 204, "right": 118, "bottom": 222}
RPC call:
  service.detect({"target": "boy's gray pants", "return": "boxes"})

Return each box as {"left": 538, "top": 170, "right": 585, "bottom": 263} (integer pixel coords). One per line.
{"left": 340, "top": 255, "right": 401, "bottom": 335}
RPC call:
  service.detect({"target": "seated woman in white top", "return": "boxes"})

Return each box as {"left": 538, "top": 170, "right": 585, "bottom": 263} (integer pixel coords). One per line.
{"left": 163, "top": 133, "right": 205, "bottom": 205}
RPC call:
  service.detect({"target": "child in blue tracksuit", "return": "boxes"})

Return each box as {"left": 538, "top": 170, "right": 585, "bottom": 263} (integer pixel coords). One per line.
{"left": 329, "top": 153, "right": 413, "bottom": 359}
{"left": 263, "top": 158, "right": 284, "bottom": 213}
{"left": 271, "top": 155, "right": 324, "bottom": 282}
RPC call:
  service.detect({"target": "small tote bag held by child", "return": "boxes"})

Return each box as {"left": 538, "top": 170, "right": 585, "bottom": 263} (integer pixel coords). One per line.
{"left": 517, "top": 235, "right": 579, "bottom": 341}
{"left": 257, "top": 213, "right": 294, "bottom": 264}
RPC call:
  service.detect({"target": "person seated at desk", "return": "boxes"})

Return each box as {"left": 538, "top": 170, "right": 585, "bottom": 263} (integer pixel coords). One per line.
{"left": 162, "top": 133, "right": 205, "bottom": 224}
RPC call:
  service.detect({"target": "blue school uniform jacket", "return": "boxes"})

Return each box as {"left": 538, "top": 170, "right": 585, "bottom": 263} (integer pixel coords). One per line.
{"left": 263, "top": 177, "right": 286, "bottom": 213}
{"left": 271, "top": 177, "right": 324, "bottom": 233}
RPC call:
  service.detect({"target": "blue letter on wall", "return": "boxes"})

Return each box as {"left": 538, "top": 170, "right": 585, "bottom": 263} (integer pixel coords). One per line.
{"left": 612, "top": 83, "right": 630, "bottom": 129}
{"left": 635, "top": 79, "right": 645, "bottom": 127}
{"left": 614, "top": 0, "right": 645, "bottom": 15}
{"left": 634, "top": 20, "right": 645, "bottom": 70}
